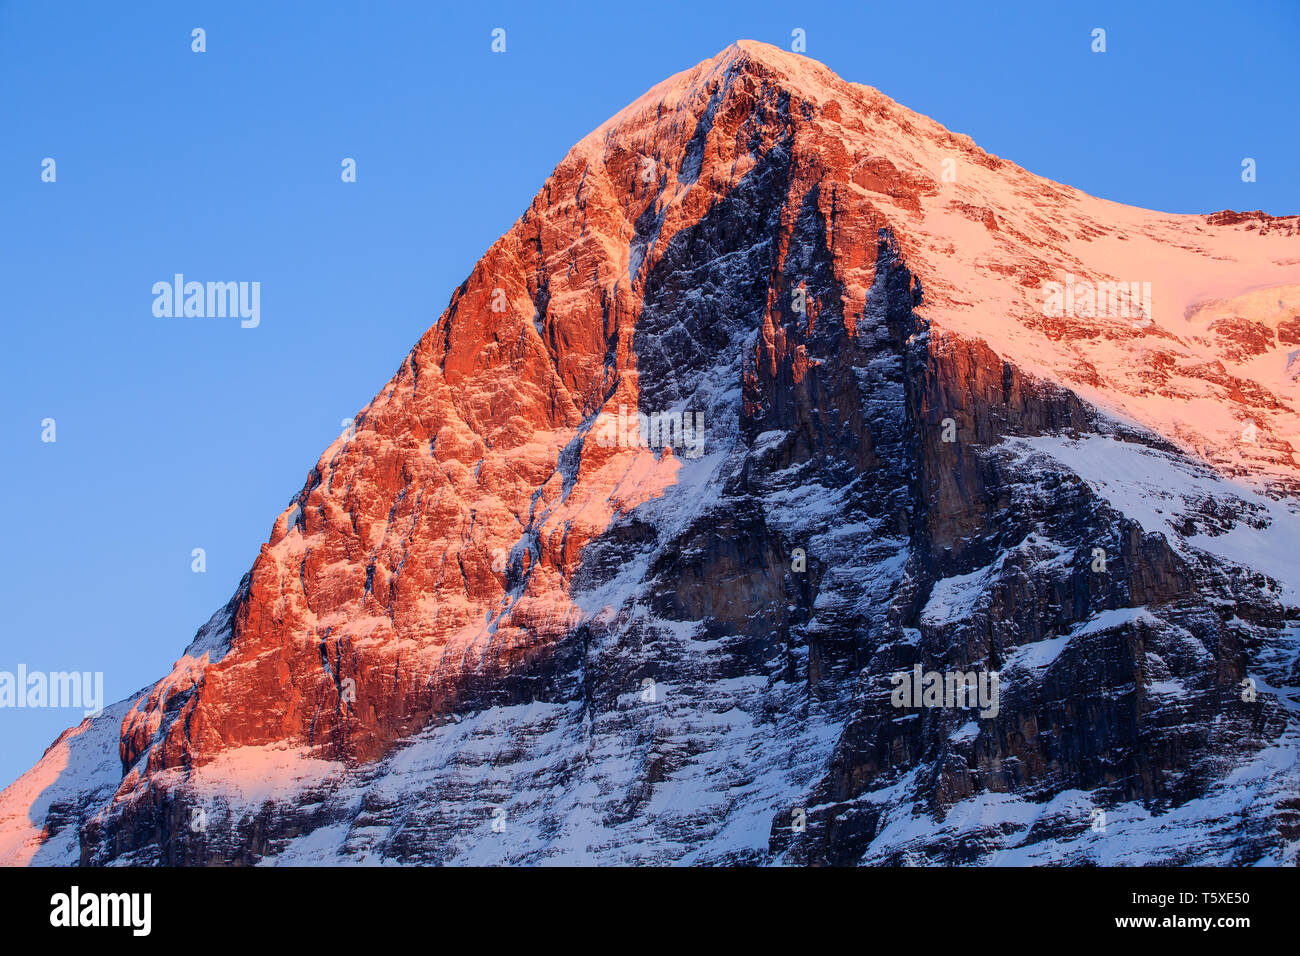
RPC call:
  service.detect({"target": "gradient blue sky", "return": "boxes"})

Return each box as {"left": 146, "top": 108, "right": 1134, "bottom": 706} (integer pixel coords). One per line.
{"left": 2, "top": 0, "right": 1297, "bottom": 788}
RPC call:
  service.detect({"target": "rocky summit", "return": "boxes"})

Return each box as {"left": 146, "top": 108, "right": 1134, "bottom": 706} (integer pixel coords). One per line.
{"left": 4, "top": 40, "right": 1300, "bottom": 866}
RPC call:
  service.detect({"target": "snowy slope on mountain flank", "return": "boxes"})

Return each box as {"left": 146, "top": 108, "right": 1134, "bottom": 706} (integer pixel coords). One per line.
{"left": 3, "top": 41, "right": 1299, "bottom": 866}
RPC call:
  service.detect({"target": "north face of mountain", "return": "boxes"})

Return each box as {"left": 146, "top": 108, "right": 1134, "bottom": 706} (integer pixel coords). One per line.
{"left": 3, "top": 40, "right": 1299, "bottom": 866}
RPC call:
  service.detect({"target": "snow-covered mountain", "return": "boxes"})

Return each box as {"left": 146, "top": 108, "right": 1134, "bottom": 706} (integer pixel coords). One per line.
{"left": 4, "top": 40, "right": 1299, "bottom": 866}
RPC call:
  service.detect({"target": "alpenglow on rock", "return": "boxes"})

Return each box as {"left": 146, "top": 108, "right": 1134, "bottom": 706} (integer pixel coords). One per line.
{"left": 3, "top": 40, "right": 1299, "bottom": 866}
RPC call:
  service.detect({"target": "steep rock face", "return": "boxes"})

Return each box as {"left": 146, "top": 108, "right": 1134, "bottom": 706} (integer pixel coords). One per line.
{"left": 4, "top": 40, "right": 1300, "bottom": 866}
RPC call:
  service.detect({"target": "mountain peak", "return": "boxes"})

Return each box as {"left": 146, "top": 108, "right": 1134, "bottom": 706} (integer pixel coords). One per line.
{"left": 4, "top": 42, "right": 1300, "bottom": 868}
{"left": 567, "top": 45, "right": 1299, "bottom": 497}
{"left": 717, "top": 38, "right": 829, "bottom": 74}
{"left": 574, "top": 39, "right": 905, "bottom": 159}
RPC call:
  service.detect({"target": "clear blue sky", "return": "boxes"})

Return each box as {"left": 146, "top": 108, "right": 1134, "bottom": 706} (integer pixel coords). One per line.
{"left": 2, "top": 0, "right": 1296, "bottom": 789}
